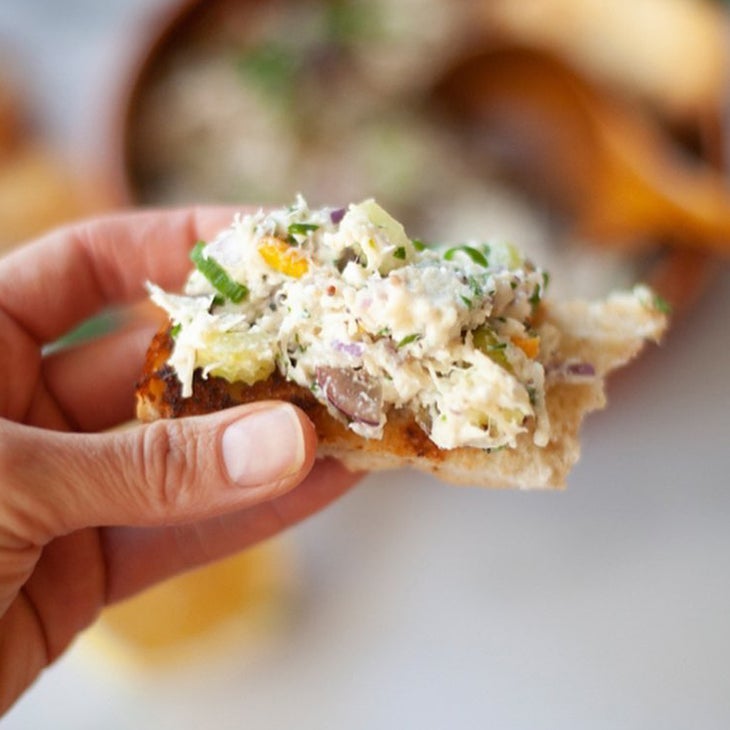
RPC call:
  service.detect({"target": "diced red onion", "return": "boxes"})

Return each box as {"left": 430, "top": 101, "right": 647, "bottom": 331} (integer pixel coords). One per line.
{"left": 332, "top": 340, "right": 365, "bottom": 358}
{"left": 565, "top": 362, "right": 596, "bottom": 377}
{"left": 330, "top": 207, "right": 347, "bottom": 224}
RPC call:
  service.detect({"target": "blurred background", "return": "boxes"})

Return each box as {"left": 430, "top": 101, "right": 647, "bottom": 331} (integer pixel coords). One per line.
{"left": 1, "top": 1, "right": 730, "bottom": 728}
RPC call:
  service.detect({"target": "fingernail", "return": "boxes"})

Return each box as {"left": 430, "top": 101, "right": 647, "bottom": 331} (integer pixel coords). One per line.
{"left": 222, "top": 405, "right": 306, "bottom": 487}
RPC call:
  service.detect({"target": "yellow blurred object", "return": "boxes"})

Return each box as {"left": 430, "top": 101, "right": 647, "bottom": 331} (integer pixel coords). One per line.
{"left": 0, "top": 77, "right": 24, "bottom": 156}
{"left": 258, "top": 236, "right": 309, "bottom": 278}
{"left": 0, "top": 70, "right": 110, "bottom": 252}
{"left": 88, "top": 541, "right": 295, "bottom": 668}
{"left": 0, "top": 143, "right": 101, "bottom": 250}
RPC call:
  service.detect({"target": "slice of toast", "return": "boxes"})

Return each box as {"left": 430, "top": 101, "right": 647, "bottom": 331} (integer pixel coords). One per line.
{"left": 136, "top": 291, "right": 666, "bottom": 489}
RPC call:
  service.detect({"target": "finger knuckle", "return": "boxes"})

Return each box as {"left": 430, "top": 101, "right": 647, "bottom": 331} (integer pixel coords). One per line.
{"left": 0, "top": 427, "right": 57, "bottom": 542}
{"left": 137, "top": 420, "right": 205, "bottom": 518}
{"left": 0, "top": 419, "right": 30, "bottom": 474}
{"left": 0, "top": 438, "right": 25, "bottom": 528}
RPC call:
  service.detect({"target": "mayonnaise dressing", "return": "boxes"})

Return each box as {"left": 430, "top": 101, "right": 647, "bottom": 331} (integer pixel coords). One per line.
{"left": 149, "top": 197, "right": 555, "bottom": 450}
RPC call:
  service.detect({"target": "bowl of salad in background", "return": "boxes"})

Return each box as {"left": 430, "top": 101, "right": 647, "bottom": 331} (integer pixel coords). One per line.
{"left": 114, "top": 0, "right": 724, "bottom": 308}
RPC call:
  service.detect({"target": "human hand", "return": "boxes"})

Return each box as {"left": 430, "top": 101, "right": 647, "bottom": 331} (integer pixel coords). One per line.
{"left": 0, "top": 208, "right": 361, "bottom": 714}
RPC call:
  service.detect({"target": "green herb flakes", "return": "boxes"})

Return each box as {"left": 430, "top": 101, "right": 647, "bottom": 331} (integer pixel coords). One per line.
{"left": 397, "top": 333, "right": 422, "bottom": 348}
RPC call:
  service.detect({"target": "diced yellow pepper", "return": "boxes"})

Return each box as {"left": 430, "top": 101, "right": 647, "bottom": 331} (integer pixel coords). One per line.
{"left": 511, "top": 335, "right": 540, "bottom": 359}
{"left": 258, "top": 236, "right": 309, "bottom": 278}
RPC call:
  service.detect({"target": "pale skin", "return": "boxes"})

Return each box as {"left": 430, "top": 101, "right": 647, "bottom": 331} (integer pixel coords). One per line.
{"left": 0, "top": 208, "right": 361, "bottom": 714}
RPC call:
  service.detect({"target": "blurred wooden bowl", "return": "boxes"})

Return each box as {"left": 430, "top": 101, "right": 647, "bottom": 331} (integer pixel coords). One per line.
{"left": 111, "top": 0, "right": 718, "bottom": 316}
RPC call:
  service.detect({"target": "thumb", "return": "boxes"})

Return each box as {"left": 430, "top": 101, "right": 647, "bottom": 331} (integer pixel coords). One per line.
{"left": 0, "top": 402, "right": 316, "bottom": 543}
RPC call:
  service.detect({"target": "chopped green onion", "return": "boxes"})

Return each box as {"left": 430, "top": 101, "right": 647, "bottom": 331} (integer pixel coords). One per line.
{"left": 444, "top": 245, "right": 489, "bottom": 267}
{"left": 170, "top": 323, "right": 182, "bottom": 339}
{"left": 412, "top": 238, "right": 427, "bottom": 251}
{"left": 397, "top": 333, "right": 422, "bottom": 348}
{"left": 393, "top": 246, "right": 407, "bottom": 260}
{"left": 190, "top": 241, "right": 248, "bottom": 303}
{"left": 288, "top": 222, "right": 320, "bottom": 236}
{"left": 460, "top": 295, "right": 473, "bottom": 308}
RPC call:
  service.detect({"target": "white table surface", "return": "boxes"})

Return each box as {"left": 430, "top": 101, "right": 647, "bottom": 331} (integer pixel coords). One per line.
{"left": 1, "top": 2, "right": 729, "bottom": 728}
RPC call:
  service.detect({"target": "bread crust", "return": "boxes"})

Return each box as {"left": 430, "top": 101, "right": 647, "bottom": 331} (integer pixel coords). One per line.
{"left": 136, "top": 294, "right": 665, "bottom": 489}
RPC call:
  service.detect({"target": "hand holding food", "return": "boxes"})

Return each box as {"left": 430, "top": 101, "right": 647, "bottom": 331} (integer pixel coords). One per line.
{"left": 0, "top": 209, "right": 360, "bottom": 716}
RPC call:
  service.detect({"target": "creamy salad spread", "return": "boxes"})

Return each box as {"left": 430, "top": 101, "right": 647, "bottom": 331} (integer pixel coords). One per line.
{"left": 150, "top": 197, "right": 568, "bottom": 451}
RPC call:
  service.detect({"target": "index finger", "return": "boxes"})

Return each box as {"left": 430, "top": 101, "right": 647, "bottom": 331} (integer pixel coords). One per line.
{"left": 0, "top": 205, "right": 245, "bottom": 345}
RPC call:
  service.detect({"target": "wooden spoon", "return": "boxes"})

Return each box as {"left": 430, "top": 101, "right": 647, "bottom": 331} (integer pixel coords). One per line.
{"left": 434, "top": 46, "right": 730, "bottom": 257}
